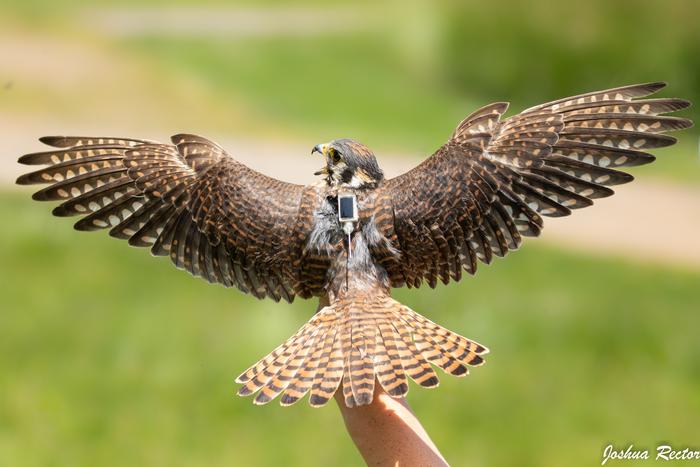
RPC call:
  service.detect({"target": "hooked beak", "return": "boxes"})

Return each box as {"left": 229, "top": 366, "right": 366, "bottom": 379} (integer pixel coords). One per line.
{"left": 311, "top": 143, "right": 327, "bottom": 157}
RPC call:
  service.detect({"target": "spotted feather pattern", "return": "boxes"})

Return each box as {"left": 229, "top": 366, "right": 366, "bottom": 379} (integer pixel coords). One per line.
{"left": 235, "top": 293, "right": 488, "bottom": 407}
{"left": 17, "top": 134, "right": 320, "bottom": 302}
{"left": 375, "top": 82, "right": 692, "bottom": 288}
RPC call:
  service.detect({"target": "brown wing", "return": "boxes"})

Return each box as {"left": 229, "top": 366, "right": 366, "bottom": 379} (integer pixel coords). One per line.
{"left": 373, "top": 82, "right": 692, "bottom": 289}
{"left": 16, "top": 134, "right": 322, "bottom": 302}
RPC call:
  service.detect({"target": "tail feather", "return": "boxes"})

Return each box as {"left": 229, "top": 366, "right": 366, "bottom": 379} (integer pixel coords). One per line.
{"left": 254, "top": 328, "right": 320, "bottom": 405}
{"left": 279, "top": 329, "right": 326, "bottom": 406}
{"left": 346, "top": 305, "right": 376, "bottom": 407}
{"left": 410, "top": 322, "right": 469, "bottom": 377}
{"left": 309, "top": 325, "right": 343, "bottom": 407}
{"left": 400, "top": 306, "right": 487, "bottom": 366}
{"left": 236, "top": 294, "right": 489, "bottom": 407}
{"left": 340, "top": 311, "right": 354, "bottom": 406}
{"left": 391, "top": 318, "right": 440, "bottom": 389}
{"left": 235, "top": 319, "right": 318, "bottom": 393}
{"left": 375, "top": 318, "right": 409, "bottom": 397}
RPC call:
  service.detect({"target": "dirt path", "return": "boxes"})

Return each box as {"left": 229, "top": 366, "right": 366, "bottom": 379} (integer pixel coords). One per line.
{"left": 539, "top": 181, "right": 700, "bottom": 268}
{"left": 82, "top": 6, "right": 370, "bottom": 38}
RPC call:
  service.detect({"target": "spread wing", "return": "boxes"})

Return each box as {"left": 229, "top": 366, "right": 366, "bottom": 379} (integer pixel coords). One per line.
{"left": 373, "top": 82, "right": 692, "bottom": 289}
{"left": 16, "top": 134, "right": 320, "bottom": 302}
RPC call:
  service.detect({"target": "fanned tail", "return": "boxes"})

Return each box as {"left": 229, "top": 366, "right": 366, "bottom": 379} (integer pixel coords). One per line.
{"left": 235, "top": 294, "right": 488, "bottom": 407}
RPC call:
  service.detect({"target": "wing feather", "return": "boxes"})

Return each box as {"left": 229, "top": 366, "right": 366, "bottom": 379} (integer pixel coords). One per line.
{"left": 375, "top": 83, "right": 692, "bottom": 288}
{"left": 17, "top": 134, "right": 322, "bottom": 302}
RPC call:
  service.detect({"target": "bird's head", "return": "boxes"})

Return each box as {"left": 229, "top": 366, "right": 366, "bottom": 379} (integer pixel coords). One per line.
{"left": 312, "top": 139, "right": 384, "bottom": 188}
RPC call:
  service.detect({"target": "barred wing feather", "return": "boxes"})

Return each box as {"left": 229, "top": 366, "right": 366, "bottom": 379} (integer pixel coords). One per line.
{"left": 16, "top": 134, "right": 316, "bottom": 302}
{"left": 374, "top": 82, "right": 692, "bottom": 289}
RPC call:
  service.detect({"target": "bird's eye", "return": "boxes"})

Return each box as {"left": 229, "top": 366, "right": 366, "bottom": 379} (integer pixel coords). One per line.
{"left": 329, "top": 148, "right": 341, "bottom": 164}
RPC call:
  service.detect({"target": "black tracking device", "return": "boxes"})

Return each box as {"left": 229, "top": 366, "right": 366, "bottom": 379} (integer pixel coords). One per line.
{"left": 338, "top": 194, "right": 358, "bottom": 222}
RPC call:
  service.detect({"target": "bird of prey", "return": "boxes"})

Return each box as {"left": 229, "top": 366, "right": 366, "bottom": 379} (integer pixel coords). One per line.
{"left": 16, "top": 82, "right": 692, "bottom": 408}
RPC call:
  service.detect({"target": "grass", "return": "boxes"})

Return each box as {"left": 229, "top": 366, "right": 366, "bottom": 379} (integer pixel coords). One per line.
{"left": 1, "top": 191, "right": 699, "bottom": 466}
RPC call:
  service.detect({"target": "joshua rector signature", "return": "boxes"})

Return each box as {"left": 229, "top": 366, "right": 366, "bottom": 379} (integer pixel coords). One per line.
{"left": 602, "top": 444, "right": 700, "bottom": 464}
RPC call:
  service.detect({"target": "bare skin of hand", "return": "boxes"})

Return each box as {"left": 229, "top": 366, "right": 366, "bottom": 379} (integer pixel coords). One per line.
{"left": 334, "top": 385, "right": 449, "bottom": 467}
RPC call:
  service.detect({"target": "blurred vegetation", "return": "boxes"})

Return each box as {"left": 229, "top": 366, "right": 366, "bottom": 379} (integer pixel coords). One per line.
{"left": 2, "top": 0, "right": 698, "bottom": 180}
{"left": 1, "top": 193, "right": 699, "bottom": 466}
{"left": 1, "top": 1, "right": 699, "bottom": 466}
{"left": 121, "top": 31, "right": 698, "bottom": 182}
{"left": 442, "top": 1, "right": 700, "bottom": 111}
{"left": 124, "top": 0, "right": 700, "bottom": 181}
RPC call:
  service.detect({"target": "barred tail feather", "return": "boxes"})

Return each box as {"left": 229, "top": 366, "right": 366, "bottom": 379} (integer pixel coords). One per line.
{"left": 235, "top": 294, "right": 488, "bottom": 407}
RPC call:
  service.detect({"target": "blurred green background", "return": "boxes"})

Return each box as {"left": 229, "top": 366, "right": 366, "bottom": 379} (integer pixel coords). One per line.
{"left": 1, "top": 1, "right": 698, "bottom": 466}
